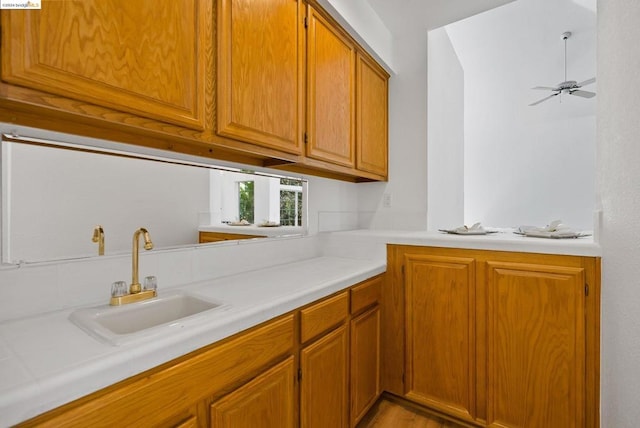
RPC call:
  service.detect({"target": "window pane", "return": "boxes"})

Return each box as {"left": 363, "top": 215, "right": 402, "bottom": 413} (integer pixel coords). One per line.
{"left": 280, "top": 190, "right": 297, "bottom": 226}
{"left": 297, "top": 190, "right": 302, "bottom": 226}
{"left": 238, "top": 181, "right": 254, "bottom": 223}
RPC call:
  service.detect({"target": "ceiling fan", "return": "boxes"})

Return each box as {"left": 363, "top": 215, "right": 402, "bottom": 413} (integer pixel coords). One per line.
{"left": 529, "top": 31, "right": 596, "bottom": 106}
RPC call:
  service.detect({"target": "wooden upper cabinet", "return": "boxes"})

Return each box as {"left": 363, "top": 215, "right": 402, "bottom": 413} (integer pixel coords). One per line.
{"left": 486, "top": 261, "right": 586, "bottom": 428}
{"left": 217, "top": 0, "right": 304, "bottom": 154}
{"left": 1, "top": 0, "right": 211, "bottom": 131}
{"left": 356, "top": 53, "right": 389, "bottom": 177}
{"left": 306, "top": 6, "right": 356, "bottom": 168}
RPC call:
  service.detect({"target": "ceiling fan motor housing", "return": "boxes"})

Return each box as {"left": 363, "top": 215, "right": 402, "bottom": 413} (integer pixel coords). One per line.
{"left": 559, "top": 80, "right": 578, "bottom": 90}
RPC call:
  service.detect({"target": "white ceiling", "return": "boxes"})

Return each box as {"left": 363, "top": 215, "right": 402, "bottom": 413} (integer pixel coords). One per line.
{"left": 365, "top": 0, "right": 597, "bottom": 113}
{"left": 445, "top": 0, "right": 597, "bottom": 115}
{"left": 366, "top": 0, "right": 517, "bottom": 34}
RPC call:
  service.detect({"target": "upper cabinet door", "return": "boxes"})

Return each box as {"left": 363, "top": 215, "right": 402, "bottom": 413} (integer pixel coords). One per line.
{"left": 217, "top": 0, "right": 304, "bottom": 154}
{"left": 1, "top": 0, "right": 211, "bottom": 131}
{"left": 306, "top": 6, "right": 356, "bottom": 168}
{"left": 356, "top": 53, "right": 389, "bottom": 177}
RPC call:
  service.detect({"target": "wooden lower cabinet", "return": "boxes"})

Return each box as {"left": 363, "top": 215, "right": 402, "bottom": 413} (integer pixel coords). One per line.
{"left": 404, "top": 254, "right": 476, "bottom": 422}
{"left": 301, "top": 325, "right": 349, "bottom": 428}
{"left": 18, "top": 275, "right": 385, "bottom": 428}
{"left": 299, "top": 290, "right": 350, "bottom": 428}
{"left": 350, "top": 306, "right": 381, "bottom": 427}
{"left": 174, "top": 415, "right": 201, "bottom": 428}
{"left": 486, "top": 261, "right": 586, "bottom": 428}
{"left": 18, "top": 314, "right": 295, "bottom": 427}
{"left": 210, "top": 357, "right": 295, "bottom": 428}
{"left": 384, "top": 245, "right": 600, "bottom": 428}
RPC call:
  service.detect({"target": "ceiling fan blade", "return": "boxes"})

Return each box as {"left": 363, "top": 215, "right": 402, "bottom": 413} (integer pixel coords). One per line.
{"left": 577, "top": 77, "right": 596, "bottom": 87}
{"left": 531, "top": 86, "right": 558, "bottom": 91}
{"left": 570, "top": 89, "right": 596, "bottom": 98}
{"left": 529, "top": 93, "right": 559, "bottom": 106}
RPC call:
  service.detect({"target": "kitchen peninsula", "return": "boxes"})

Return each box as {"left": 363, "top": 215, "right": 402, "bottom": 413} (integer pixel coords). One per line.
{"left": 0, "top": 230, "right": 600, "bottom": 427}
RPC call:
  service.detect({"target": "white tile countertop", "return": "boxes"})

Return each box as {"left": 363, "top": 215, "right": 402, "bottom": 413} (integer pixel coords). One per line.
{"left": 0, "top": 256, "right": 385, "bottom": 427}
{"left": 320, "top": 229, "right": 601, "bottom": 258}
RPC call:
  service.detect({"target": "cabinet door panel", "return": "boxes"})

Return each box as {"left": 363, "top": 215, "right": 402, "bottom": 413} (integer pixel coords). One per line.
{"left": 306, "top": 7, "right": 355, "bottom": 167}
{"left": 356, "top": 54, "right": 388, "bottom": 177}
{"left": 405, "top": 254, "right": 476, "bottom": 421}
{"left": 301, "top": 325, "right": 349, "bottom": 428}
{"left": 211, "top": 357, "right": 295, "bottom": 428}
{"left": 217, "top": 0, "right": 303, "bottom": 154}
{"left": 1, "top": 0, "right": 211, "bottom": 130}
{"left": 350, "top": 306, "right": 381, "bottom": 427}
{"left": 486, "top": 262, "right": 585, "bottom": 428}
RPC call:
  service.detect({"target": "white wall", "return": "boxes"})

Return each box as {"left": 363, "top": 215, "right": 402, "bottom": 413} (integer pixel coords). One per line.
{"left": 308, "top": 175, "right": 359, "bottom": 233}
{"left": 427, "top": 27, "right": 465, "bottom": 230}
{"left": 597, "top": 0, "right": 640, "bottom": 425}
{"left": 319, "top": 0, "right": 394, "bottom": 72}
{"left": 356, "top": 29, "right": 429, "bottom": 231}
{"left": 444, "top": 0, "right": 596, "bottom": 230}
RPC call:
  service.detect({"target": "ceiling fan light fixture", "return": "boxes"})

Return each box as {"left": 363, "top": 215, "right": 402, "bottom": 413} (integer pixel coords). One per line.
{"left": 528, "top": 31, "right": 596, "bottom": 106}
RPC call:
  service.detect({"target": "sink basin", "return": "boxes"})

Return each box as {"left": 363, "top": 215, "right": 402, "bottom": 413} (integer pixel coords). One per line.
{"left": 70, "top": 292, "right": 228, "bottom": 345}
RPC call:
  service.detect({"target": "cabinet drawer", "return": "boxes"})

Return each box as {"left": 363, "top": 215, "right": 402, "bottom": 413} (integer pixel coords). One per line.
{"left": 300, "top": 291, "right": 348, "bottom": 343}
{"left": 350, "top": 276, "right": 382, "bottom": 314}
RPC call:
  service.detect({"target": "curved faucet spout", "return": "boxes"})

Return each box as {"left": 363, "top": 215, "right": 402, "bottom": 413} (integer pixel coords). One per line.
{"left": 91, "top": 225, "right": 105, "bottom": 256}
{"left": 130, "top": 228, "right": 154, "bottom": 294}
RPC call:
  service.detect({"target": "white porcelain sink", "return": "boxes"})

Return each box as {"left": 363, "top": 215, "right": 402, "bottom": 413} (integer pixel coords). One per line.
{"left": 70, "top": 292, "right": 228, "bottom": 345}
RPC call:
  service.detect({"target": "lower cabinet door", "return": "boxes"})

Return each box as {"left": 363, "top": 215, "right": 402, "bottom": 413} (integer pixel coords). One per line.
{"left": 300, "top": 325, "right": 349, "bottom": 428}
{"left": 210, "top": 357, "right": 295, "bottom": 428}
{"left": 350, "top": 306, "right": 381, "bottom": 427}
{"left": 404, "top": 253, "right": 477, "bottom": 422}
{"left": 486, "top": 261, "right": 586, "bottom": 428}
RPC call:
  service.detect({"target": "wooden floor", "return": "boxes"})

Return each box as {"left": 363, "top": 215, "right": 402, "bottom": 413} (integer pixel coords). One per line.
{"left": 357, "top": 399, "right": 465, "bottom": 428}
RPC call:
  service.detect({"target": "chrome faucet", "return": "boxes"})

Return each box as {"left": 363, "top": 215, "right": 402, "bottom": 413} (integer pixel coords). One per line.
{"left": 91, "top": 225, "right": 105, "bottom": 256}
{"left": 109, "top": 227, "right": 155, "bottom": 306}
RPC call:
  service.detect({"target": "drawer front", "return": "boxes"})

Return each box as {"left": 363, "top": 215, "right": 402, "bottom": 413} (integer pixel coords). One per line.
{"left": 300, "top": 291, "right": 349, "bottom": 343}
{"left": 350, "top": 275, "right": 382, "bottom": 314}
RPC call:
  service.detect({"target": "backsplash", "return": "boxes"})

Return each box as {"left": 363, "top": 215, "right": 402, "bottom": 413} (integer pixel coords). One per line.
{"left": 0, "top": 236, "right": 320, "bottom": 323}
